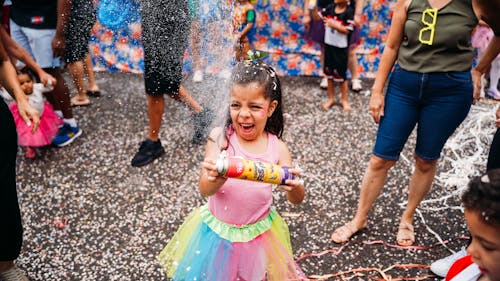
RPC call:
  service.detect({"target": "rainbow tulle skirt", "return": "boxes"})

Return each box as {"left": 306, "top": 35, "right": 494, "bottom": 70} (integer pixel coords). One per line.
{"left": 158, "top": 205, "right": 306, "bottom": 281}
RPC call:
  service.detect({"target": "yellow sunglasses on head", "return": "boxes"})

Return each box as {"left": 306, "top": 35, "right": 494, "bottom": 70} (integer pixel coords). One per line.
{"left": 419, "top": 8, "right": 438, "bottom": 45}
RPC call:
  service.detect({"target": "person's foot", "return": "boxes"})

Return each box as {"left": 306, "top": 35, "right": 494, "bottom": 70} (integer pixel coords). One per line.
{"left": 322, "top": 99, "right": 335, "bottom": 110}
{"left": 429, "top": 246, "right": 467, "bottom": 277}
{"left": 396, "top": 221, "right": 415, "bottom": 246}
{"left": 52, "top": 123, "right": 82, "bottom": 147}
{"left": 331, "top": 220, "right": 366, "bottom": 243}
{"left": 192, "top": 108, "right": 215, "bottom": 145}
{"left": 193, "top": 70, "right": 203, "bottom": 83}
{"left": 131, "top": 138, "right": 165, "bottom": 167}
{"left": 340, "top": 101, "right": 351, "bottom": 112}
{"left": 351, "top": 78, "right": 363, "bottom": 92}
{"left": 320, "top": 77, "right": 328, "bottom": 89}
{"left": 0, "top": 265, "right": 29, "bottom": 281}
{"left": 70, "top": 96, "right": 90, "bottom": 106}
{"left": 25, "top": 147, "right": 35, "bottom": 159}
{"left": 486, "top": 89, "right": 500, "bottom": 100}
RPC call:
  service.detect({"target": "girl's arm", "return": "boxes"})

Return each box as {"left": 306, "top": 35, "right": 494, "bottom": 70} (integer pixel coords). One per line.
{"left": 325, "top": 18, "right": 352, "bottom": 34}
{"left": 199, "top": 128, "right": 228, "bottom": 196}
{"left": 0, "top": 26, "right": 56, "bottom": 86}
{"left": 303, "top": 0, "right": 312, "bottom": 29}
{"left": 369, "top": 0, "right": 408, "bottom": 124}
{"left": 277, "top": 140, "right": 305, "bottom": 205}
{"left": 0, "top": 42, "right": 39, "bottom": 132}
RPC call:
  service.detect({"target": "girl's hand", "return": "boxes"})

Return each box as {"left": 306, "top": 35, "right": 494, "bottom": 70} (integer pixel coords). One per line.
{"left": 278, "top": 168, "right": 305, "bottom": 204}
{"left": 201, "top": 158, "right": 222, "bottom": 182}
{"left": 369, "top": 89, "right": 385, "bottom": 124}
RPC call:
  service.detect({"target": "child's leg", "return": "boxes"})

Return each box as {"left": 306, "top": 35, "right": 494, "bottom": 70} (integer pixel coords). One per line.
{"left": 488, "top": 57, "right": 500, "bottom": 97}
{"left": 340, "top": 80, "right": 351, "bottom": 111}
{"left": 322, "top": 78, "right": 335, "bottom": 110}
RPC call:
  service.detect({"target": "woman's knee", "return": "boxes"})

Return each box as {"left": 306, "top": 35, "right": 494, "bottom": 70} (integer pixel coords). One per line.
{"left": 368, "top": 155, "right": 396, "bottom": 171}
{"left": 414, "top": 154, "right": 438, "bottom": 172}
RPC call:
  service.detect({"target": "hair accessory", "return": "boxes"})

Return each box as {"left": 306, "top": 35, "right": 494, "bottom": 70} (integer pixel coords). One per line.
{"left": 245, "top": 50, "right": 269, "bottom": 64}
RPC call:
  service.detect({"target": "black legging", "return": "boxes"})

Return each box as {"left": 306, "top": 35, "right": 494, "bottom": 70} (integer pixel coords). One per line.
{"left": 487, "top": 128, "right": 500, "bottom": 171}
{"left": 0, "top": 99, "right": 22, "bottom": 261}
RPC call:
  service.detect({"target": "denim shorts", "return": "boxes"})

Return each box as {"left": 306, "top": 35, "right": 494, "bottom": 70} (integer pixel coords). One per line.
{"left": 373, "top": 65, "right": 473, "bottom": 161}
{"left": 9, "top": 20, "right": 61, "bottom": 68}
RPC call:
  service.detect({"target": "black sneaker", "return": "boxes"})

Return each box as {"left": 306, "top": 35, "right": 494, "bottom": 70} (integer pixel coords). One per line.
{"left": 131, "top": 138, "right": 165, "bottom": 167}
{"left": 191, "top": 107, "right": 215, "bottom": 145}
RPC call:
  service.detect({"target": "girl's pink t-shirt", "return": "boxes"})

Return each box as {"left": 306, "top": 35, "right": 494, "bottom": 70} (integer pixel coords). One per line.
{"left": 208, "top": 132, "right": 280, "bottom": 226}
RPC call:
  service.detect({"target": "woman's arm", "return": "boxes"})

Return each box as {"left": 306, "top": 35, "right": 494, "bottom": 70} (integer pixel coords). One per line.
{"left": 277, "top": 140, "right": 305, "bottom": 205}
{"left": 369, "top": 0, "right": 408, "bottom": 124}
{"left": 199, "top": 128, "right": 228, "bottom": 197}
{"left": 0, "top": 41, "right": 39, "bottom": 132}
{"left": 0, "top": 26, "right": 56, "bottom": 86}
{"left": 472, "top": 36, "right": 500, "bottom": 101}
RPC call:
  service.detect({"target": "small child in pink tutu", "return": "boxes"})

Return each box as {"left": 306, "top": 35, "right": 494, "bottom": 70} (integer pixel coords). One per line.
{"left": 1, "top": 68, "right": 62, "bottom": 158}
{"left": 472, "top": 22, "right": 500, "bottom": 100}
{"left": 158, "top": 60, "right": 306, "bottom": 280}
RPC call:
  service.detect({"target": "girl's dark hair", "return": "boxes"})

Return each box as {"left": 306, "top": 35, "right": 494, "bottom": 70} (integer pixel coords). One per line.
{"left": 16, "top": 66, "right": 37, "bottom": 82}
{"left": 224, "top": 60, "right": 284, "bottom": 139}
{"left": 462, "top": 169, "right": 500, "bottom": 225}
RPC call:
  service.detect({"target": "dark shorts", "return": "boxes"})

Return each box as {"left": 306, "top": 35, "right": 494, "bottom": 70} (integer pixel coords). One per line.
{"left": 373, "top": 65, "right": 473, "bottom": 161}
{"left": 324, "top": 45, "right": 348, "bottom": 82}
{"left": 63, "top": 16, "right": 95, "bottom": 63}
{"left": 141, "top": 1, "right": 190, "bottom": 95}
{"left": 348, "top": 26, "right": 361, "bottom": 48}
{"left": 303, "top": 17, "right": 325, "bottom": 44}
{"left": 0, "top": 99, "right": 22, "bottom": 261}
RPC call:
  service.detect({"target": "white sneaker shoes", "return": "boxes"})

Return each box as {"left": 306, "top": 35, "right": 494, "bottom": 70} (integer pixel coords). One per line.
{"left": 430, "top": 247, "right": 467, "bottom": 277}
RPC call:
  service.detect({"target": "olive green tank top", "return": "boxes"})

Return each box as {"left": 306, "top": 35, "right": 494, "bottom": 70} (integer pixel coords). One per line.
{"left": 397, "top": 0, "right": 478, "bottom": 73}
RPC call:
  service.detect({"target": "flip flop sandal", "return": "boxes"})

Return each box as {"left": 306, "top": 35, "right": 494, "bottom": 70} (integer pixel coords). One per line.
{"left": 331, "top": 222, "right": 363, "bottom": 243}
{"left": 86, "top": 90, "right": 101, "bottom": 97}
{"left": 397, "top": 221, "right": 415, "bottom": 246}
{"left": 71, "top": 97, "right": 91, "bottom": 107}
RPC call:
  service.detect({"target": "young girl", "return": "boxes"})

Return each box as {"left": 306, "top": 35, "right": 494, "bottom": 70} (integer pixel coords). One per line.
{"left": 1, "top": 68, "right": 62, "bottom": 158}
{"left": 445, "top": 169, "right": 500, "bottom": 281}
{"left": 233, "top": 0, "right": 255, "bottom": 61}
{"left": 158, "top": 61, "right": 306, "bottom": 280}
{"left": 472, "top": 22, "right": 500, "bottom": 100}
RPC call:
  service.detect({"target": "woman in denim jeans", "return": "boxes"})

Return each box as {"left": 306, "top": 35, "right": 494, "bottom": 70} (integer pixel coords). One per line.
{"left": 331, "top": 0, "right": 484, "bottom": 246}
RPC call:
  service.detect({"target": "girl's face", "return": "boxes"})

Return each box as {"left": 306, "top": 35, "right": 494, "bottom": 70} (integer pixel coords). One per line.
{"left": 230, "top": 82, "right": 277, "bottom": 142}
{"left": 18, "top": 73, "right": 33, "bottom": 95}
{"left": 465, "top": 209, "right": 500, "bottom": 281}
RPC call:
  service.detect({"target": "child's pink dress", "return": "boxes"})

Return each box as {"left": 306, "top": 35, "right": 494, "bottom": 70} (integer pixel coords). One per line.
{"left": 158, "top": 130, "right": 306, "bottom": 281}
{"left": 1, "top": 84, "right": 62, "bottom": 147}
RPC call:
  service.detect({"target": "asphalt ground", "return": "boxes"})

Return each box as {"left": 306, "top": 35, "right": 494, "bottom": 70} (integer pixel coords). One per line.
{"left": 13, "top": 71, "right": 498, "bottom": 280}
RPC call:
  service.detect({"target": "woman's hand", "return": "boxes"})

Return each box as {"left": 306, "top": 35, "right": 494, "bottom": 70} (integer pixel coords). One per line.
{"left": 471, "top": 68, "right": 485, "bottom": 105}
{"left": 303, "top": 13, "right": 311, "bottom": 30}
{"left": 369, "top": 89, "right": 385, "bottom": 124}
{"left": 38, "top": 70, "right": 57, "bottom": 87}
{"left": 16, "top": 98, "right": 40, "bottom": 133}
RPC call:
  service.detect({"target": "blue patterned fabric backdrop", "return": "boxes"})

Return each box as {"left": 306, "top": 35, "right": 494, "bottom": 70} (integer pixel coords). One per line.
{"left": 89, "top": 0, "right": 395, "bottom": 77}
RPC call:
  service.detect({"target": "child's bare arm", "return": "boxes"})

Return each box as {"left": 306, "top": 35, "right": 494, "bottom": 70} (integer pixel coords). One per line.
{"left": 277, "top": 140, "right": 305, "bottom": 204}
{"left": 199, "top": 128, "right": 228, "bottom": 196}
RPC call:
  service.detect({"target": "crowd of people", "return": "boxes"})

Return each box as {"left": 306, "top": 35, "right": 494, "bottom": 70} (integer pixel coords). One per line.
{"left": 0, "top": 0, "right": 499, "bottom": 280}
